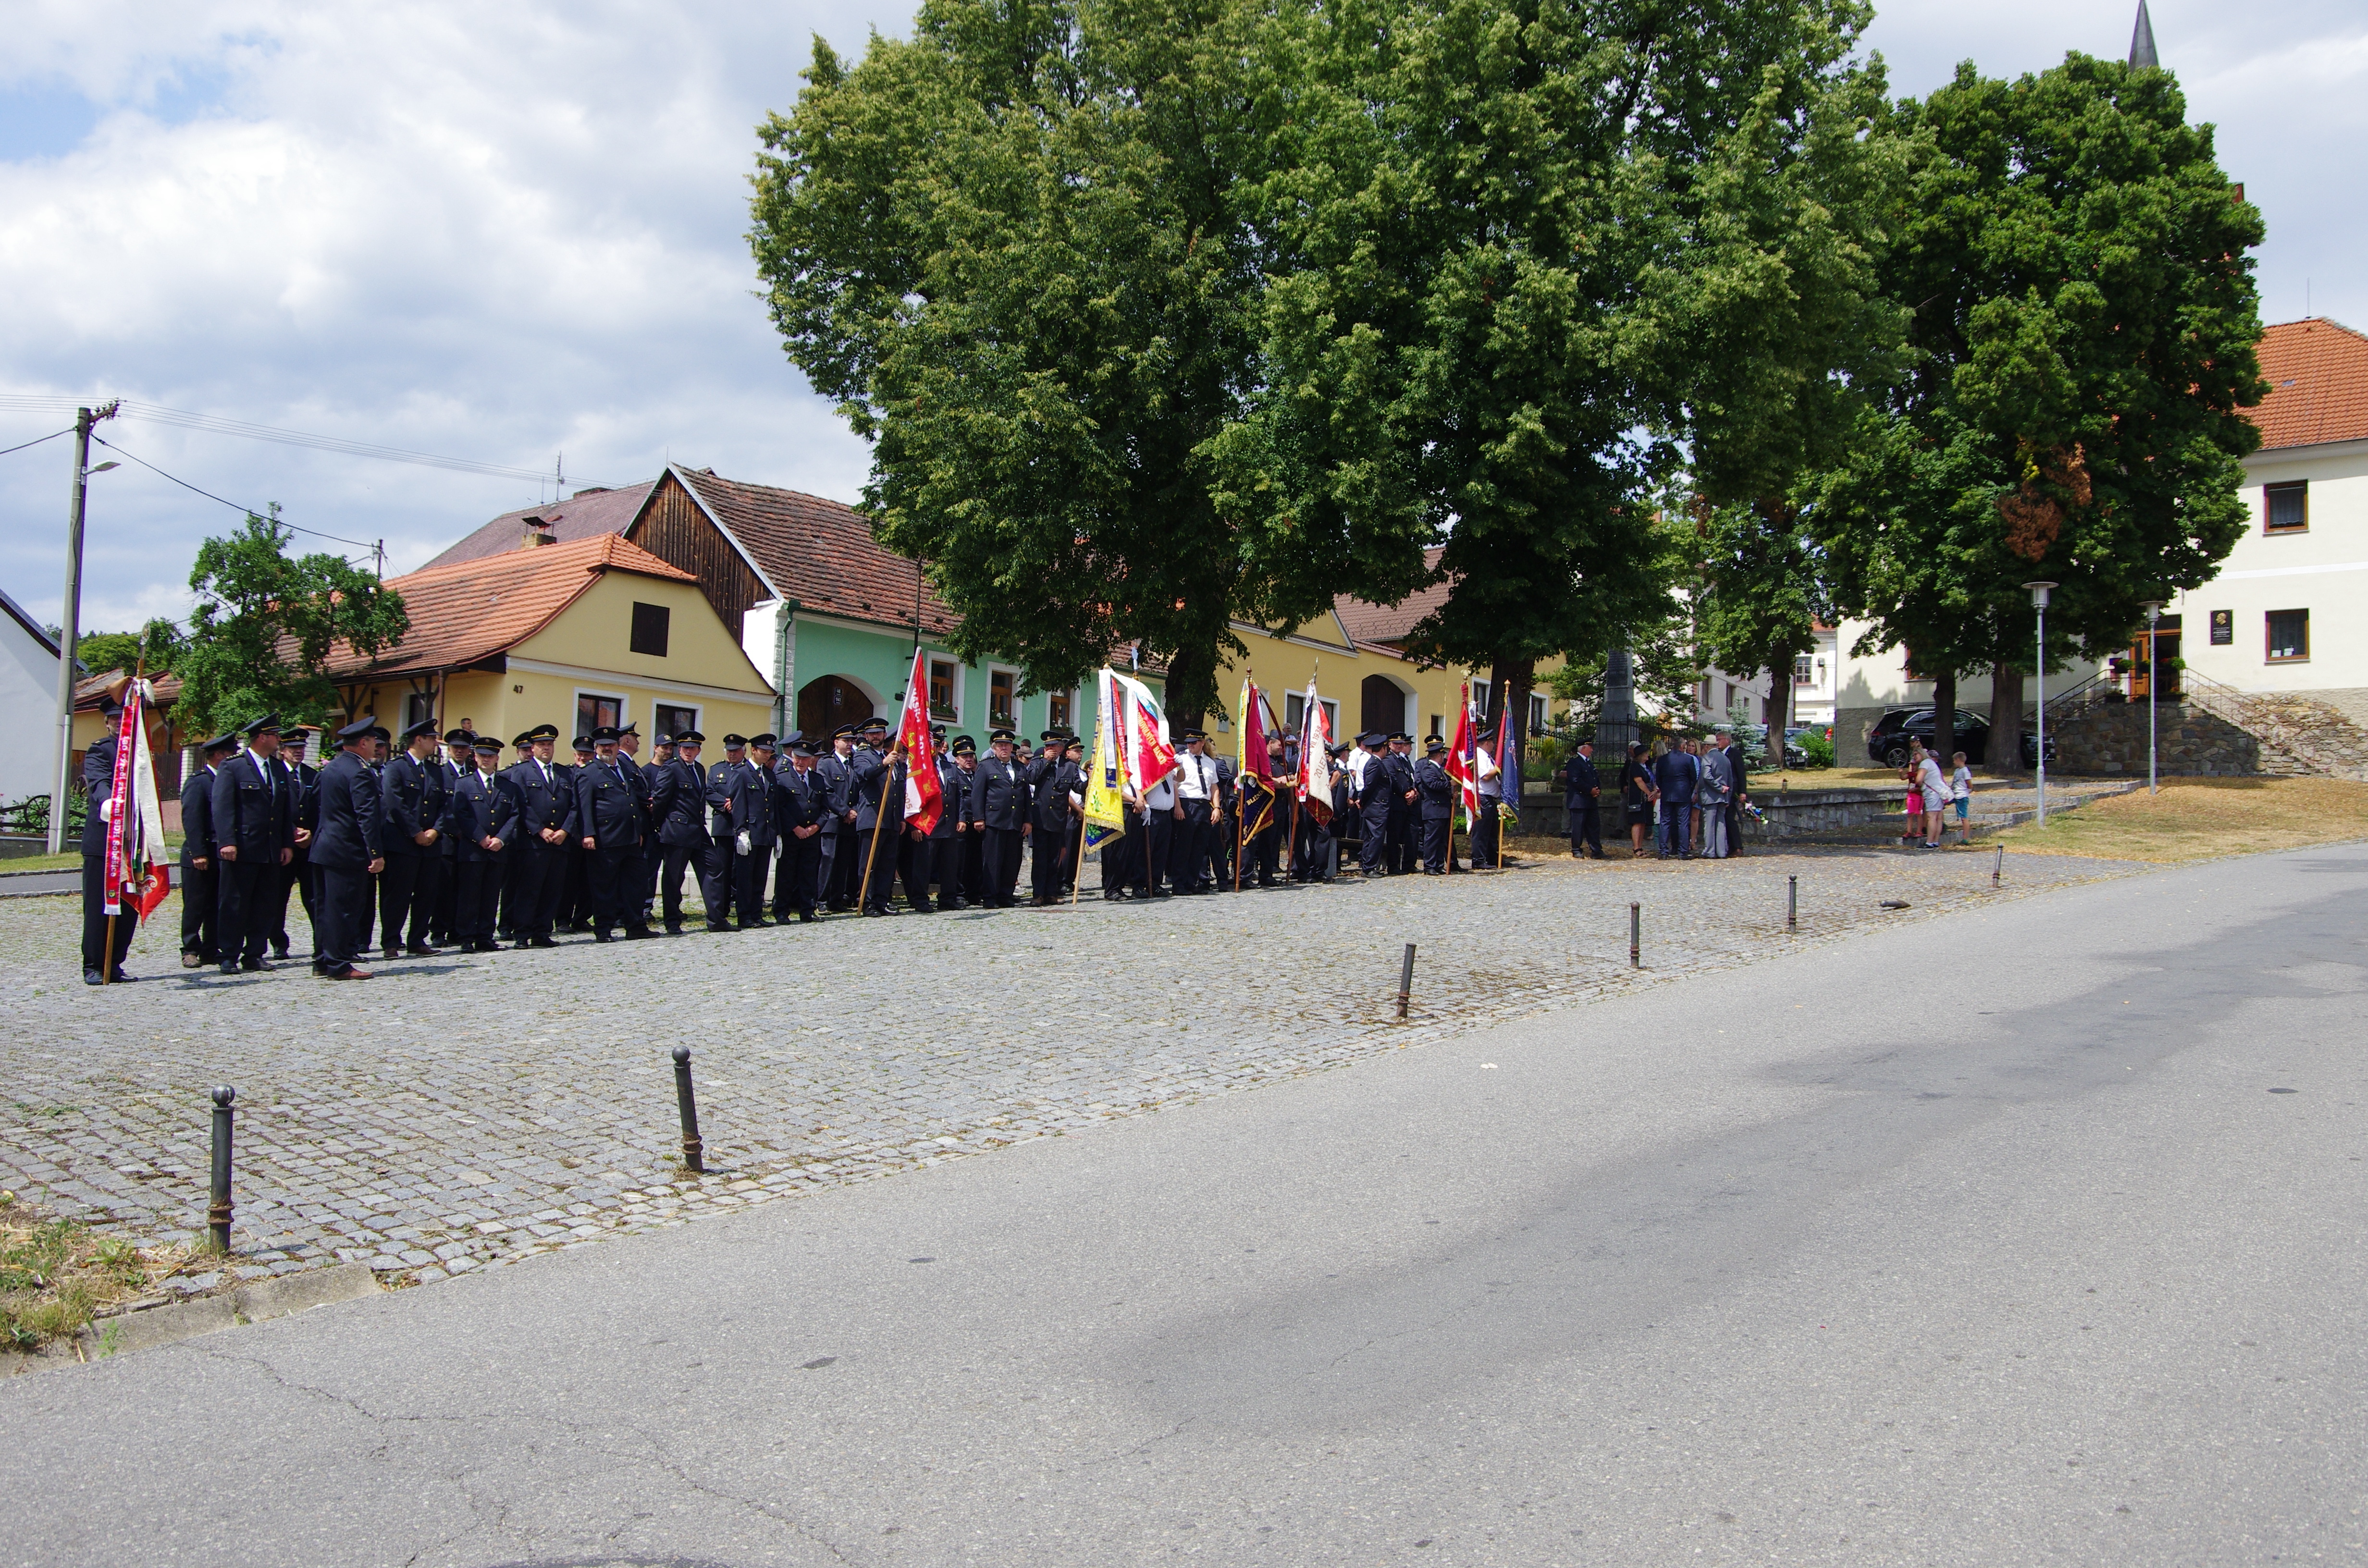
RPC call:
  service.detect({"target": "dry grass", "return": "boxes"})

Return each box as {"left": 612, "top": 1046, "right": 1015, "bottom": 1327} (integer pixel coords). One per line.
{"left": 0, "top": 1192, "right": 195, "bottom": 1350}
{"left": 1997, "top": 776, "right": 2368, "bottom": 864}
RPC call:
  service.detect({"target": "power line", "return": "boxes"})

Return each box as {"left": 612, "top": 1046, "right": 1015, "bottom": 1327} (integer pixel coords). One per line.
{"left": 0, "top": 427, "right": 73, "bottom": 460}
{"left": 0, "top": 393, "right": 602, "bottom": 487}
{"left": 91, "top": 434, "right": 385, "bottom": 558}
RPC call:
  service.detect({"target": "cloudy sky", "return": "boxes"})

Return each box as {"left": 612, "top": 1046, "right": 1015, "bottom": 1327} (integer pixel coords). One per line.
{"left": 3, "top": 0, "right": 2362, "bottom": 635}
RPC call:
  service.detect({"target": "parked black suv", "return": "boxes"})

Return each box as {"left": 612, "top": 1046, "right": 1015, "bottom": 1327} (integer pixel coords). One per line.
{"left": 1864, "top": 707, "right": 2052, "bottom": 769}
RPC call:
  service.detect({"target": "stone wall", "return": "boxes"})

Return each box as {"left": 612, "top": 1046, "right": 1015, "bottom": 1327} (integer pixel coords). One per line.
{"left": 2050, "top": 701, "right": 2260, "bottom": 777}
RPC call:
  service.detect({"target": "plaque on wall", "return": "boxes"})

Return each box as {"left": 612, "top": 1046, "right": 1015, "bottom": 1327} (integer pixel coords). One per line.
{"left": 2209, "top": 609, "right": 2233, "bottom": 646}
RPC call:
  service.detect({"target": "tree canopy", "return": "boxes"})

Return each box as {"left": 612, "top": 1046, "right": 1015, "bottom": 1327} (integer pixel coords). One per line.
{"left": 176, "top": 510, "right": 408, "bottom": 740}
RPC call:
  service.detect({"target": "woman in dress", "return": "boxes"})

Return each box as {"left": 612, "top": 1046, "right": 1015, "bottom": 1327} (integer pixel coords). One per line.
{"left": 1620, "top": 742, "right": 1659, "bottom": 858}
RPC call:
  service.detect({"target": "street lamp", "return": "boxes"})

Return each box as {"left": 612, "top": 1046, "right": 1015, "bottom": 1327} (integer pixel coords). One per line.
{"left": 47, "top": 406, "right": 120, "bottom": 855}
{"left": 2140, "top": 600, "right": 2166, "bottom": 796}
{"left": 2025, "top": 581, "right": 2059, "bottom": 826}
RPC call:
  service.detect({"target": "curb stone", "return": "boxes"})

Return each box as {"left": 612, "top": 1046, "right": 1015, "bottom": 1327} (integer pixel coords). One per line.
{"left": 1, "top": 1262, "right": 382, "bottom": 1376}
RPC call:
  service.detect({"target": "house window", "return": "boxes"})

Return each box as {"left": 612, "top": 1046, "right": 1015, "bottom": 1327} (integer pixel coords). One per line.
{"left": 2267, "top": 609, "right": 2310, "bottom": 663}
{"left": 1469, "top": 680, "right": 1491, "bottom": 723}
{"left": 988, "top": 669, "right": 1016, "bottom": 727}
{"left": 928, "top": 659, "right": 957, "bottom": 720}
{"left": 1283, "top": 693, "right": 1340, "bottom": 738}
{"left": 2209, "top": 610, "right": 2233, "bottom": 646}
{"left": 1428, "top": 713, "right": 1442, "bottom": 740}
{"left": 1528, "top": 693, "right": 1548, "bottom": 735}
{"left": 577, "top": 693, "right": 623, "bottom": 734}
{"left": 654, "top": 702, "right": 697, "bottom": 740}
{"left": 404, "top": 691, "right": 435, "bottom": 729}
{"left": 1048, "top": 689, "right": 1072, "bottom": 731}
{"left": 2265, "top": 481, "right": 2308, "bottom": 534}
{"left": 629, "top": 601, "right": 670, "bottom": 657}
{"left": 1794, "top": 655, "right": 1814, "bottom": 687}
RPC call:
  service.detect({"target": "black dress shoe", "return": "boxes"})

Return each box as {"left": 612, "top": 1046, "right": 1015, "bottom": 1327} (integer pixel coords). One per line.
{"left": 664, "top": 923, "right": 684, "bottom": 936}
{"left": 85, "top": 969, "right": 105, "bottom": 986}
{"left": 219, "top": 962, "right": 240, "bottom": 976}
{"left": 242, "top": 957, "right": 269, "bottom": 971}
{"left": 706, "top": 922, "right": 733, "bottom": 934}
{"left": 799, "top": 912, "right": 817, "bottom": 923}
{"left": 594, "top": 932, "right": 614, "bottom": 943}
{"left": 529, "top": 935, "right": 559, "bottom": 948}
{"left": 382, "top": 948, "right": 403, "bottom": 962}
{"left": 406, "top": 943, "right": 439, "bottom": 956}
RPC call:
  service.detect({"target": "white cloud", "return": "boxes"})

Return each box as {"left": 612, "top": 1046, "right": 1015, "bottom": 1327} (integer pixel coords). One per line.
{"left": 2, "top": 0, "right": 2362, "bottom": 633}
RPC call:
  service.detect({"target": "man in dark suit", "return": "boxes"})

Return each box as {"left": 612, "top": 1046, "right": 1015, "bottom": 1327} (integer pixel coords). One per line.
{"left": 948, "top": 736, "right": 986, "bottom": 906}
{"left": 428, "top": 728, "right": 472, "bottom": 944}
{"left": 1384, "top": 733, "right": 1420, "bottom": 874}
{"left": 1564, "top": 738, "right": 1604, "bottom": 859}
{"left": 378, "top": 718, "right": 449, "bottom": 957}
{"left": 1653, "top": 740, "right": 1700, "bottom": 860}
{"left": 78, "top": 684, "right": 141, "bottom": 984}
{"left": 816, "top": 724, "right": 862, "bottom": 911}
{"left": 617, "top": 722, "right": 658, "bottom": 928}
{"left": 309, "top": 716, "right": 386, "bottom": 980}
{"left": 772, "top": 733, "right": 831, "bottom": 921}
{"left": 265, "top": 728, "right": 319, "bottom": 960}
{"left": 1414, "top": 735, "right": 1455, "bottom": 874}
{"left": 702, "top": 735, "right": 746, "bottom": 930}
{"left": 1166, "top": 731, "right": 1219, "bottom": 896}
{"left": 574, "top": 724, "right": 652, "bottom": 942}
{"left": 649, "top": 728, "right": 712, "bottom": 934}
{"left": 849, "top": 719, "right": 903, "bottom": 916}
{"left": 968, "top": 728, "right": 1027, "bottom": 908}
{"left": 178, "top": 731, "right": 236, "bottom": 968}
{"left": 1025, "top": 730, "right": 1077, "bottom": 905}
{"left": 447, "top": 735, "right": 512, "bottom": 951}
{"left": 720, "top": 733, "right": 779, "bottom": 929}
{"left": 211, "top": 714, "right": 296, "bottom": 974}
{"left": 503, "top": 724, "right": 575, "bottom": 947}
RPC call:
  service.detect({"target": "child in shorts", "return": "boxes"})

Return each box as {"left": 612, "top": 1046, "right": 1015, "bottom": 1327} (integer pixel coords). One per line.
{"left": 1950, "top": 751, "right": 1973, "bottom": 844}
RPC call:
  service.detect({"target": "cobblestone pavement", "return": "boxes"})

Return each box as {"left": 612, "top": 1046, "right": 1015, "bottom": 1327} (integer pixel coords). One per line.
{"left": 0, "top": 843, "right": 2144, "bottom": 1292}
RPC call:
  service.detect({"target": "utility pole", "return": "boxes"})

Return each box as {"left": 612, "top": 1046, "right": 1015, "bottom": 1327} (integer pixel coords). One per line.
{"left": 48, "top": 402, "right": 119, "bottom": 855}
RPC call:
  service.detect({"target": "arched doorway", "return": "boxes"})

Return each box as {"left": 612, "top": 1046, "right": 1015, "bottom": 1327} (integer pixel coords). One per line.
{"left": 1360, "top": 674, "right": 1406, "bottom": 739}
{"left": 797, "top": 674, "right": 875, "bottom": 739}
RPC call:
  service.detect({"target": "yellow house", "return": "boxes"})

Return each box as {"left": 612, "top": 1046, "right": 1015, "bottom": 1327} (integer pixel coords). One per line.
{"left": 327, "top": 531, "right": 776, "bottom": 746}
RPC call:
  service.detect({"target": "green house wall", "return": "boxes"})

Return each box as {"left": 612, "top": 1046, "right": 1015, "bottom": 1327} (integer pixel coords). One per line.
{"left": 785, "top": 614, "right": 1160, "bottom": 741}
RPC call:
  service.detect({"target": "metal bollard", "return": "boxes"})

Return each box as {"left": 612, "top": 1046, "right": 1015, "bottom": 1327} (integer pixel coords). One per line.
{"left": 1395, "top": 943, "right": 1416, "bottom": 1019}
{"left": 1787, "top": 875, "right": 1798, "bottom": 931}
{"left": 1629, "top": 902, "right": 1641, "bottom": 968}
{"left": 1992, "top": 844, "right": 2004, "bottom": 887}
{"left": 671, "top": 1046, "right": 705, "bottom": 1174}
{"left": 208, "top": 1085, "right": 235, "bottom": 1254}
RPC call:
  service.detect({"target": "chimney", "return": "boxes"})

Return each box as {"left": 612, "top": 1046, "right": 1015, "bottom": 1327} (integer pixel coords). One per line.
{"left": 521, "top": 514, "right": 555, "bottom": 548}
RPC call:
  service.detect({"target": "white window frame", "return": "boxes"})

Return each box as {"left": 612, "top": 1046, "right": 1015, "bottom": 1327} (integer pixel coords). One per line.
{"left": 575, "top": 688, "right": 627, "bottom": 735}
{"left": 985, "top": 663, "right": 1022, "bottom": 730}
{"left": 652, "top": 700, "right": 701, "bottom": 741}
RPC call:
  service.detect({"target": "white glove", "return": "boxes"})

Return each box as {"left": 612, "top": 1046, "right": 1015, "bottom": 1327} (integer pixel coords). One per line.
{"left": 98, "top": 798, "right": 116, "bottom": 822}
{"left": 770, "top": 835, "right": 782, "bottom": 860}
{"left": 736, "top": 830, "right": 752, "bottom": 857}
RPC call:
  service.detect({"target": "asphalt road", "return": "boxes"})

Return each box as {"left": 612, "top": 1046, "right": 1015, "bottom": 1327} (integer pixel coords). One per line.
{"left": 4, "top": 844, "right": 2363, "bottom": 1567}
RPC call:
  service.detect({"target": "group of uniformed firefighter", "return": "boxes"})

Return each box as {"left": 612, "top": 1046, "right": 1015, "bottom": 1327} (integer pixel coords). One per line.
{"left": 81, "top": 698, "right": 1530, "bottom": 984}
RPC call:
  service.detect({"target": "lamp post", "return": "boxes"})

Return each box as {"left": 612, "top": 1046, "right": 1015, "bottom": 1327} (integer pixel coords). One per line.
{"left": 2140, "top": 600, "right": 2165, "bottom": 796}
{"left": 47, "top": 405, "right": 120, "bottom": 855}
{"left": 2024, "top": 581, "right": 2059, "bottom": 826}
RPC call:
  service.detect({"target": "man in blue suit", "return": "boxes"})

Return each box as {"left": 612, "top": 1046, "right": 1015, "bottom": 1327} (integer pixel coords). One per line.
{"left": 309, "top": 716, "right": 387, "bottom": 980}
{"left": 1563, "top": 738, "right": 1604, "bottom": 859}
{"left": 211, "top": 714, "right": 296, "bottom": 974}
{"left": 1653, "top": 741, "right": 1700, "bottom": 860}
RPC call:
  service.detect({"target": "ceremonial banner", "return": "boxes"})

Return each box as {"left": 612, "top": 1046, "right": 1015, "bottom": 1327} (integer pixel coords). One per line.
{"left": 1295, "top": 676, "right": 1334, "bottom": 824}
{"left": 1445, "top": 681, "right": 1479, "bottom": 825}
{"left": 1112, "top": 670, "right": 1178, "bottom": 793}
{"left": 1235, "top": 676, "right": 1276, "bottom": 839}
{"left": 1493, "top": 704, "right": 1522, "bottom": 826}
{"left": 896, "top": 647, "right": 943, "bottom": 834}
{"left": 1082, "top": 671, "right": 1127, "bottom": 853}
{"left": 102, "top": 680, "right": 172, "bottom": 919}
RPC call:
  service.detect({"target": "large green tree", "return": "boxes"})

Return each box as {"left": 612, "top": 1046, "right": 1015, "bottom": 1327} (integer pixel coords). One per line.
{"left": 1234, "top": 0, "right": 1893, "bottom": 741}
{"left": 1807, "top": 53, "right": 2264, "bottom": 769}
{"left": 176, "top": 510, "right": 408, "bottom": 740}
{"left": 750, "top": 0, "right": 1431, "bottom": 726}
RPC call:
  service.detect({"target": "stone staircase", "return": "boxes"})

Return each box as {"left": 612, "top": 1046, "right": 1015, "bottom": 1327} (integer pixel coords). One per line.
{"left": 2047, "top": 671, "right": 2368, "bottom": 782}
{"left": 2175, "top": 673, "right": 2368, "bottom": 780}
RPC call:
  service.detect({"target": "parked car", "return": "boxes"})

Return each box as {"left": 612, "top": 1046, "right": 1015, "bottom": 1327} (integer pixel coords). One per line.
{"left": 1864, "top": 707, "right": 2052, "bottom": 769}
{"left": 1782, "top": 724, "right": 1829, "bottom": 768}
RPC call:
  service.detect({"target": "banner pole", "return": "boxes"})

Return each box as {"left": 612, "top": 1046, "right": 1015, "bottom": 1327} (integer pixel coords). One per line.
{"left": 854, "top": 738, "right": 900, "bottom": 914}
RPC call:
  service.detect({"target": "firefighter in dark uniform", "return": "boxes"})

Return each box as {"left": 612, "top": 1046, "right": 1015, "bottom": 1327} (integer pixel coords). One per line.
{"left": 1384, "top": 733, "right": 1419, "bottom": 873}
{"left": 378, "top": 718, "right": 449, "bottom": 958}
{"left": 309, "top": 716, "right": 387, "bottom": 980}
{"left": 948, "top": 736, "right": 986, "bottom": 906}
{"left": 1024, "top": 730, "right": 1073, "bottom": 905}
{"left": 816, "top": 724, "right": 861, "bottom": 911}
{"left": 1061, "top": 735, "right": 1088, "bottom": 894}
{"left": 429, "top": 728, "right": 472, "bottom": 945}
{"left": 496, "top": 731, "right": 533, "bottom": 940}
{"left": 703, "top": 734, "right": 746, "bottom": 929}
{"left": 617, "top": 722, "right": 657, "bottom": 928}
{"left": 178, "top": 731, "right": 235, "bottom": 968}
{"left": 650, "top": 729, "right": 712, "bottom": 934}
{"left": 848, "top": 717, "right": 902, "bottom": 915}
{"left": 447, "top": 734, "right": 512, "bottom": 952}
{"left": 772, "top": 732, "right": 830, "bottom": 921}
{"left": 211, "top": 714, "right": 296, "bottom": 973}
{"left": 502, "top": 724, "right": 574, "bottom": 948}
{"left": 968, "top": 728, "right": 1027, "bottom": 908}
{"left": 1415, "top": 735, "right": 1456, "bottom": 874}
{"left": 554, "top": 735, "right": 594, "bottom": 931}
{"left": 573, "top": 725, "right": 652, "bottom": 941}
{"left": 267, "top": 727, "right": 318, "bottom": 959}
{"left": 721, "top": 732, "right": 779, "bottom": 929}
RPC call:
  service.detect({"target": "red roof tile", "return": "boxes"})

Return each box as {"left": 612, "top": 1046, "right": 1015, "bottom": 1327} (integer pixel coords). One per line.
{"left": 333, "top": 533, "right": 694, "bottom": 679}
{"left": 2249, "top": 318, "right": 2368, "bottom": 451}
{"left": 1333, "top": 547, "right": 1450, "bottom": 646}
{"left": 418, "top": 482, "right": 660, "bottom": 570}
{"left": 671, "top": 469, "right": 960, "bottom": 637}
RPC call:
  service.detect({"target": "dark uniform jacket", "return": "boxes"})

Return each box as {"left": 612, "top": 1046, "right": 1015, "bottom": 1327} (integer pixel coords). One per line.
{"left": 574, "top": 756, "right": 648, "bottom": 849}
{"left": 309, "top": 750, "right": 385, "bottom": 872}
{"left": 1413, "top": 757, "right": 1455, "bottom": 821}
{"left": 180, "top": 764, "right": 219, "bottom": 868}
{"left": 289, "top": 760, "right": 320, "bottom": 855}
{"left": 503, "top": 758, "right": 577, "bottom": 843}
{"left": 211, "top": 749, "right": 295, "bottom": 862}
{"left": 381, "top": 751, "right": 445, "bottom": 855}
{"left": 968, "top": 755, "right": 1027, "bottom": 831}
{"left": 815, "top": 751, "right": 858, "bottom": 821}
{"left": 448, "top": 768, "right": 512, "bottom": 860}
{"left": 79, "top": 735, "right": 117, "bottom": 855}
{"left": 850, "top": 746, "right": 898, "bottom": 831}
{"left": 927, "top": 755, "right": 964, "bottom": 841}
{"left": 705, "top": 758, "right": 740, "bottom": 840}
{"left": 774, "top": 762, "right": 830, "bottom": 833}
{"left": 720, "top": 760, "right": 777, "bottom": 849}
{"left": 1564, "top": 753, "right": 1602, "bottom": 811}
{"left": 652, "top": 757, "right": 712, "bottom": 848}
{"left": 1024, "top": 753, "right": 1076, "bottom": 833}
{"left": 1382, "top": 750, "right": 1418, "bottom": 805}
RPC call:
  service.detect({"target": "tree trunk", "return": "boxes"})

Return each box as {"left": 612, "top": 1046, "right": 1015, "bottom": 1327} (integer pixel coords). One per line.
{"left": 1931, "top": 668, "right": 1956, "bottom": 803}
{"left": 1161, "top": 634, "right": 1219, "bottom": 735}
{"left": 1987, "top": 663, "right": 2025, "bottom": 776}
{"left": 1764, "top": 643, "right": 1795, "bottom": 782}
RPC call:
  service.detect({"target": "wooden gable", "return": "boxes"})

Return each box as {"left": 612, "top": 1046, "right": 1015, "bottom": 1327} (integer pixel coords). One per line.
{"left": 625, "top": 471, "right": 773, "bottom": 632}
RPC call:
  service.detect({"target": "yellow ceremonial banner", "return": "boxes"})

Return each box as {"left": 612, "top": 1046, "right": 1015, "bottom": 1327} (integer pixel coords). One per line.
{"left": 1082, "top": 670, "right": 1127, "bottom": 852}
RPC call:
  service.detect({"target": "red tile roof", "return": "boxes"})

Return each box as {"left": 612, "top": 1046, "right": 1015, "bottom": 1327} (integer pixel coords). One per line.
{"left": 418, "top": 482, "right": 660, "bottom": 570}
{"left": 1333, "top": 547, "right": 1450, "bottom": 647}
{"left": 671, "top": 469, "right": 960, "bottom": 637}
{"left": 2249, "top": 318, "right": 2368, "bottom": 450}
{"left": 333, "top": 533, "right": 695, "bottom": 679}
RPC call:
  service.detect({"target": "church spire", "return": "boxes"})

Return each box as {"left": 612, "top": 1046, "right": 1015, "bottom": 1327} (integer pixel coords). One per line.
{"left": 2129, "top": 0, "right": 2160, "bottom": 70}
